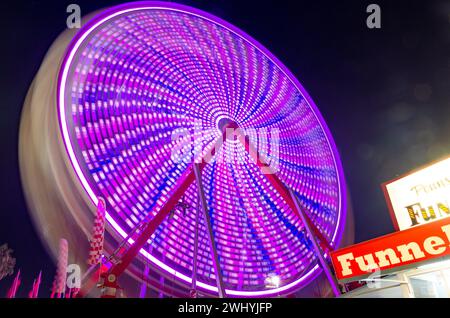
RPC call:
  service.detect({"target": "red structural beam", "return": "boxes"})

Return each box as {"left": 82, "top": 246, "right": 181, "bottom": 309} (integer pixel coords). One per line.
{"left": 109, "top": 169, "right": 196, "bottom": 278}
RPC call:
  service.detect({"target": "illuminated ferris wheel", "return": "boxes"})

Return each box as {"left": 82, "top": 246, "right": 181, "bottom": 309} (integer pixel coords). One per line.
{"left": 22, "top": 1, "right": 348, "bottom": 298}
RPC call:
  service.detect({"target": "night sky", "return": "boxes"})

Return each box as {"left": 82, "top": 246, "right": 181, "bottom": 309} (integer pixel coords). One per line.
{"left": 0, "top": 0, "right": 449, "bottom": 297}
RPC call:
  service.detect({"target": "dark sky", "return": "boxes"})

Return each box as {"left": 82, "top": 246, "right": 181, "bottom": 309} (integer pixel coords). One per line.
{"left": 0, "top": 0, "right": 449, "bottom": 297}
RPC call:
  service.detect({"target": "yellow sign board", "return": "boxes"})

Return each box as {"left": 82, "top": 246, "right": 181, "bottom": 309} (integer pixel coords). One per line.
{"left": 382, "top": 156, "right": 450, "bottom": 231}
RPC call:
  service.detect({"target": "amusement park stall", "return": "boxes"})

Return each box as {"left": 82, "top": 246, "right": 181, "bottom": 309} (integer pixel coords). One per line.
{"left": 332, "top": 157, "right": 450, "bottom": 298}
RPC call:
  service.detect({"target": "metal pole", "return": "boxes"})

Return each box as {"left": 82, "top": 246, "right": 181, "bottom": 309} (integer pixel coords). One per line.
{"left": 191, "top": 193, "right": 200, "bottom": 294}
{"left": 193, "top": 163, "right": 227, "bottom": 298}
{"left": 289, "top": 189, "right": 341, "bottom": 297}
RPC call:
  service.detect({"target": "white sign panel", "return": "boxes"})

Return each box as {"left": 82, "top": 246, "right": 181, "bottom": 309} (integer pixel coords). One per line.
{"left": 382, "top": 157, "right": 450, "bottom": 231}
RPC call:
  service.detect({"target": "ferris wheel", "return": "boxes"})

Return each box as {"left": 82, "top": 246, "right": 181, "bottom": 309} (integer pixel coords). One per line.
{"left": 25, "top": 1, "right": 348, "bottom": 298}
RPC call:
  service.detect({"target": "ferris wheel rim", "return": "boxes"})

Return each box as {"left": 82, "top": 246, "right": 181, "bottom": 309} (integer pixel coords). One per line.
{"left": 56, "top": 1, "right": 347, "bottom": 297}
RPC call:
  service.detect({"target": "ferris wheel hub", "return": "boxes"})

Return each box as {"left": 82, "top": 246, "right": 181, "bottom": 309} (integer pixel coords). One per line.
{"left": 217, "top": 117, "right": 239, "bottom": 133}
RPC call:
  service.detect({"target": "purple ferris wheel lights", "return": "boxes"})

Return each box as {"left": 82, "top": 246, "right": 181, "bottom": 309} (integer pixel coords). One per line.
{"left": 57, "top": 2, "right": 347, "bottom": 297}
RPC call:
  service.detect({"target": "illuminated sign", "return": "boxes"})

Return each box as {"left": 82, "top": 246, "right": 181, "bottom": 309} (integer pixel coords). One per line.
{"left": 382, "top": 156, "right": 450, "bottom": 231}
{"left": 331, "top": 217, "right": 450, "bottom": 282}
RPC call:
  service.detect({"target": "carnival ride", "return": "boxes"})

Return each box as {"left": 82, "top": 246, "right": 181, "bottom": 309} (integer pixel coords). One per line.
{"left": 19, "top": 2, "right": 351, "bottom": 298}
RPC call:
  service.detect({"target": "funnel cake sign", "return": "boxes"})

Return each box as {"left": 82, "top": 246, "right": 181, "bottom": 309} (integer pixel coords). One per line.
{"left": 382, "top": 157, "right": 450, "bottom": 231}
{"left": 331, "top": 217, "right": 450, "bottom": 282}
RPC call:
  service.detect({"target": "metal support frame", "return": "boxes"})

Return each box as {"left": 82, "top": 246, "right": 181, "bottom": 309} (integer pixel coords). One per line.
{"left": 191, "top": 193, "right": 200, "bottom": 296}
{"left": 290, "top": 189, "right": 341, "bottom": 297}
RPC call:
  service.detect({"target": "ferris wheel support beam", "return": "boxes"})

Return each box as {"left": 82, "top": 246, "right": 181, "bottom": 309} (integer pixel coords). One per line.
{"left": 289, "top": 189, "right": 341, "bottom": 297}
{"left": 191, "top": 193, "right": 201, "bottom": 296}
{"left": 193, "top": 163, "right": 227, "bottom": 298}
